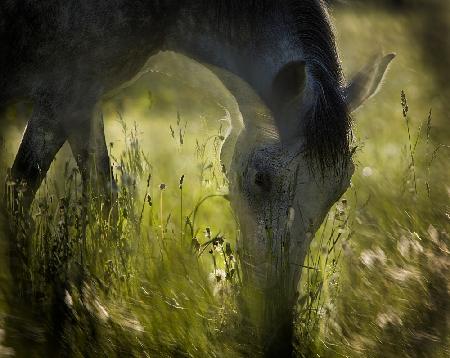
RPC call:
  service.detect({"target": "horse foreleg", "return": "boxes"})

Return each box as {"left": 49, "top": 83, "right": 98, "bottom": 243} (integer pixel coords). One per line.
{"left": 67, "top": 112, "right": 117, "bottom": 218}
{"left": 8, "top": 97, "right": 67, "bottom": 295}
{"left": 11, "top": 97, "right": 67, "bottom": 209}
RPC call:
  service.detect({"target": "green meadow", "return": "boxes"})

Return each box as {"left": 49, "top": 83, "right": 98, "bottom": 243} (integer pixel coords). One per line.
{"left": 0, "top": 4, "right": 448, "bottom": 357}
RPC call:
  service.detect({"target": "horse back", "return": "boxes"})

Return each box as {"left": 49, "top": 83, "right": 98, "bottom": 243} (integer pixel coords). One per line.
{"left": 0, "top": 0, "right": 180, "bottom": 104}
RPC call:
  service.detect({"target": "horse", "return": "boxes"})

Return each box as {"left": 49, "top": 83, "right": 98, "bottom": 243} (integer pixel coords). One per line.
{"left": 0, "top": 0, "right": 394, "bottom": 355}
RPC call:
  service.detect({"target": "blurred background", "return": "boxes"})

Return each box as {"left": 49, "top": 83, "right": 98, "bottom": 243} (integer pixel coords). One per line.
{"left": 0, "top": 1, "right": 449, "bottom": 357}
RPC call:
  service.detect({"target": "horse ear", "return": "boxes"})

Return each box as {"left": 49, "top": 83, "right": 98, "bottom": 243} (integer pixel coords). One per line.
{"left": 272, "top": 61, "right": 307, "bottom": 107}
{"left": 344, "top": 53, "right": 395, "bottom": 112}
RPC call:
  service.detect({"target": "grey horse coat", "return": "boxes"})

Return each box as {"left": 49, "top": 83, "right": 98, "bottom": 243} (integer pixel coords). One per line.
{"left": 0, "top": 0, "right": 351, "bottom": 194}
{"left": 0, "top": 1, "right": 394, "bottom": 355}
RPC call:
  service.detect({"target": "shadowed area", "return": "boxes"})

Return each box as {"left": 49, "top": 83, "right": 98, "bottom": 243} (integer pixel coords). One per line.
{"left": 0, "top": 1, "right": 449, "bottom": 357}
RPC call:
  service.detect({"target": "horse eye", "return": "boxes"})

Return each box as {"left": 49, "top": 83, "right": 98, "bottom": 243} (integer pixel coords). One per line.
{"left": 254, "top": 172, "right": 271, "bottom": 191}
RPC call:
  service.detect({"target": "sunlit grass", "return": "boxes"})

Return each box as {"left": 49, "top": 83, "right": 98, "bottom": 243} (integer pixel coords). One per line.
{"left": 0, "top": 6, "right": 449, "bottom": 357}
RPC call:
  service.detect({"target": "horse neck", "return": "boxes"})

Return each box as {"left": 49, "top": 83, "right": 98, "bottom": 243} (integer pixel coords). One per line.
{"left": 163, "top": 3, "right": 303, "bottom": 103}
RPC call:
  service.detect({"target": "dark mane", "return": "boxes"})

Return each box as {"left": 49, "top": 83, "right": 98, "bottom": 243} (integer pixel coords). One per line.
{"left": 202, "top": 0, "right": 352, "bottom": 172}
{"left": 290, "top": 0, "right": 352, "bottom": 173}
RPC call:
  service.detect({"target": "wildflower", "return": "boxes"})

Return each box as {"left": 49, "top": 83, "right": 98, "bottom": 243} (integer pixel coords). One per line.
{"left": 324, "top": 302, "right": 336, "bottom": 316}
{"left": 209, "top": 269, "right": 226, "bottom": 283}
{"left": 317, "top": 307, "right": 326, "bottom": 318}
{"left": 397, "top": 235, "right": 423, "bottom": 259}
{"left": 387, "top": 266, "right": 420, "bottom": 283}
{"left": 96, "top": 301, "right": 109, "bottom": 321}
{"left": 362, "top": 167, "right": 373, "bottom": 177}
{"left": 360, "top": 247, "right": 386, "bottom": 269}
{"left": 64, "top": 290, "right": 73, "bottom": 307}
{"left": 0, "top": 339, "right": 14, "bottom": 356}
{"left": 82, "top": 283, "right": 109, "bottom": 321}
{"left": 376, "top": 310, "right": 403, "bottom": 328}
{"left": 159, "top": 183, "right": 166, "bottom": 190}
{"left": 212, "top": 235, "right": 224, "bottom": 251}
{"left": 342, "top": 240, "right": 353, "bottom": 257}
{"left": 335, "top": 205, "right": 346, "bottom": 218}
{"left": 427, "top": 224, "right": 439, "bottom": 243}
{"left": 5, "top": 179, "right": 16, "bottom": 187}
{"left": 119, "top": 316, "right": 144, "bottom": 333}
{"left": 328, "top": 273, "right": 339, "bottom": 288}
{"left": 397, "top": 236, "right": 409, "bottom": 258}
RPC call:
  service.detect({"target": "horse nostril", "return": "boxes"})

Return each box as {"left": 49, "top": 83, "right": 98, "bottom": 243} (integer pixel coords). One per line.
{"left": 254, "top": 172, "right": 264, "bottom": 186}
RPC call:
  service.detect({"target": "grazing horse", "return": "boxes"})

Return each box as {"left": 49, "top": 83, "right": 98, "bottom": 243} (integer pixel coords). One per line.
{"left": 0, "top": 0, "right": 393, "bottom": 355}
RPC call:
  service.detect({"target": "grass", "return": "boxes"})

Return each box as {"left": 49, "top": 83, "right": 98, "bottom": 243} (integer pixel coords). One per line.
{"left": 0, "top": 88, "right": 447, "bottom": 357}
{"left": 294, "top": 91, "right": 449, "bottom": 357}
{"left": 1, "top": 113, "right": 246, "bottom": 357}
{"left": 0, "top": 5, "right": 449, "bottom": 357}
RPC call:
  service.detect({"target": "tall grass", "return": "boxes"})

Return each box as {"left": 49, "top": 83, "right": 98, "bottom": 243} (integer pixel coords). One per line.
{"left": 0, "top": 111, "right": 249, "bottom": 357}
{"left": 0, "top": 55, "right": 448, "bottom": 357}
{"left": 294, "top": 92, "right": 449, "bottom": 357}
